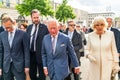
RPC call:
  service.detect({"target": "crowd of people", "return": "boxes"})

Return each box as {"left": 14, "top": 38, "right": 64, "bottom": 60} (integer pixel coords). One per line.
{"left": 0, "top": 9, "right": 120, "bottom": 80}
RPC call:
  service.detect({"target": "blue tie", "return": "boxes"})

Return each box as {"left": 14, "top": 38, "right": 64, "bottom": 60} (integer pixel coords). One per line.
{"left": 31, "top": 26, "right": 37, "bottom": 52}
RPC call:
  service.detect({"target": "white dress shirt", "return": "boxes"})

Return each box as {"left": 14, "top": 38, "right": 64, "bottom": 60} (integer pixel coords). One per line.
{"left": 68, "top": 31, "right": 73, "bottom": 40}
{"left": 30, "top": 24, "right": 39, "bottom": 51}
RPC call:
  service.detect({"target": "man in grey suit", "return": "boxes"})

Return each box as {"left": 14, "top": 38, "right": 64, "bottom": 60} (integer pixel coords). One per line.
{"left": 41, "top": 20, "right": 80, "bottom": 80}
{"left": 0, "top": 15, "right": 30, "bottom": 80}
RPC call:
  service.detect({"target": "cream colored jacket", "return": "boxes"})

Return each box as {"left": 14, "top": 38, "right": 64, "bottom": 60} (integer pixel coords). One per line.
{"left": 86, "top": 31, "right": 119, "bottom": 80}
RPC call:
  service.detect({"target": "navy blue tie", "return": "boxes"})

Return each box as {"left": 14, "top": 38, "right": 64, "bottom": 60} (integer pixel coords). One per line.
{"left": 31, "top": 25, "right": 37, "bottom": 52}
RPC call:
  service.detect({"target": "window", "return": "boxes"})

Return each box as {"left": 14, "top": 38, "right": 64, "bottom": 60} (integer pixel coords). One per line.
{"left": 16, "top": 0, "right": 20, "bottom": 4}
{"left": 6, "top": 0, "right": 10, "bottom": 7}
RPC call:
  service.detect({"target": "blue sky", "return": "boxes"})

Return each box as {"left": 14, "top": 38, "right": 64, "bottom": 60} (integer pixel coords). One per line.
{"left": 54, "top": 0, "right": 120, "bottom": 16}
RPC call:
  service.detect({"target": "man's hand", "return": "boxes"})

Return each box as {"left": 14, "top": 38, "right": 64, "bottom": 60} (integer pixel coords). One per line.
{"left": 119, "top": 54, "right": 120, "bottom": 57}
{"left": 44, "top": 68, "right": 48, "bottom": 76}
{"left": 24, "top": 68, "right": 31, "bottom": 80}
{"left": 24, "top": 68, "right": 29, "bottom": 73}
{"left": 0, "top": 69, "right": 2, "bottom": 76}
{"left": 74, "top": 67, "right": 80, "bottom": 74}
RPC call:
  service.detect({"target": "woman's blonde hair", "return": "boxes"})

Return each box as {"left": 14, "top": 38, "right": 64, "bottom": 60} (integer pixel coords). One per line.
{"left": 91, "top": 16, "right": 108, "bottom": 30}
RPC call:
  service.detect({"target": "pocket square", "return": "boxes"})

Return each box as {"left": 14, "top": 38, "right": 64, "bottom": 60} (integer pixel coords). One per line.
{"left": 60, "top": 44, "right": 65, "bottom": 47}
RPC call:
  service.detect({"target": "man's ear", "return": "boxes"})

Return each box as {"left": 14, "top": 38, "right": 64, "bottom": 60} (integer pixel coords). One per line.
{"left": 58, "top": 25, "right": 61, "bottom": 31}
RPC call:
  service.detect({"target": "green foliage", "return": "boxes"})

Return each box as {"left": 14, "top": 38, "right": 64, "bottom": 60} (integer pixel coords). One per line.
{"left": 55, "top": 0, "right": 76, "bottom": 23}
{"left": 16, "top": 0, "right": 54, "bottom": 16}
{"left": 0, "top": 2, "right": 3, "bottom": 7}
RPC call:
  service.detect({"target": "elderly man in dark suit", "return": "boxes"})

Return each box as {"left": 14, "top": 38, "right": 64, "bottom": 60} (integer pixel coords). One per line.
{"left": 106, "top": 17, "right": 120, "bottom": 79}
{"left": 41, "top": 19, "right": 80, "bottom": 80}
{"left": 0, "top": 15, "right": 30, "bottom": 80}
{"left": 27, "top": 9, "right": 49, "bottom": 80}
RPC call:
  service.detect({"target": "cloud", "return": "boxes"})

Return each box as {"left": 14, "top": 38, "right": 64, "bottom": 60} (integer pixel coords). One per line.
{"left": 54, "top": 0, "right": 120, "bottom": 16}
{"left": 79, "top": 0, "right": 102, "bottom": 6}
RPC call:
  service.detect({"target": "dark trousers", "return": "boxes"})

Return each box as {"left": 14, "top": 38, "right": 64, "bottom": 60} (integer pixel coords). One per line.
{"left": 64, "top": 74, "right": 71, "bottom": 80}
{"left": 29, "top": 52, "right": 45, "bottom": 80}
{"left": 3, "top": 62, "right": 25, "bottom": 80}
{"left": 118, "top": 57, "right": 120, "bottom": 79}
{"left": 72, "top": 68, "right": 79, "bottom": 80}
{"left": 0, "top": 76, "right": 4, "bottom": 80}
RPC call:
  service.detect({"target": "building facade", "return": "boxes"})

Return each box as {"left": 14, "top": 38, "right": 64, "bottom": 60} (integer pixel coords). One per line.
{"left": 73, "top": 8, "right": 88, "bottom": 26}
{"left": 88, "top": 12, "right": 115, "bottom": 27}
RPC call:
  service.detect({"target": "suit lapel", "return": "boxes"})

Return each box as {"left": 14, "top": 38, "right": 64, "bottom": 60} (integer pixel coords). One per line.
{"left": 28, "top": 24, "right": 33, "bottom": 35}
{"left": 72, "top": 31, "right": 76, "bottom": 42}
{"left": 3, "top": 31, "right": 11, "bottom": 49}
{"left": 111, "top": 27, "right": 113, "bottom": 31}
{"left": 47, "top": 35, "right": 54, "bottom": 56}
{"left": 54, "top": 33, "right": 61, "bottom": 56}
{"left": 36, "top": 24, "right": 42, "bottom": 40}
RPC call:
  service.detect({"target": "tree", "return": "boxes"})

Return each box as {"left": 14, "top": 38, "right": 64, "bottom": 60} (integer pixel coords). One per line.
{"left": 16, "top": 0, "right": 54, "bottom": 16}
{"left": 55, "top": 0, "right": 76, "bottom": 23}
{"left": 0, "top": 2, "right": 3, "bottom": 7}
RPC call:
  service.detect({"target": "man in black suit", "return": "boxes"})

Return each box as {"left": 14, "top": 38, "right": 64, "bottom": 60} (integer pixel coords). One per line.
{"left": 106, "top": 17, "right": 120, "bottom": 79}
{"left": 65, "top": 20, "right": 82, "bottom": 80}
{"left": 0, "top": 15, "right": 30, "bottom": 80}
{"left": 27, "top": 9, "right": 49, "bottom": 80}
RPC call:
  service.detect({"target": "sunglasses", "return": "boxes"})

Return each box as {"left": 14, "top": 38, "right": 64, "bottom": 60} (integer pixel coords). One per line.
{"left": 69, "top": 24, "right": 75, "bottom": 26}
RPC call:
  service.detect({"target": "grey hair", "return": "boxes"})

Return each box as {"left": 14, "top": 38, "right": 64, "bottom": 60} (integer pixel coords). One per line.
{"left": 91, "top": 16, "right": 108, "bottom": 30}
{"left": 47, "top": 19, "right": 60, "bottom": 27}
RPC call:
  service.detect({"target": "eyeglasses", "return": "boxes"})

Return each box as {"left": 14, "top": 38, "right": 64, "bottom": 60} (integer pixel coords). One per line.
{"left": 69, "top": 24, "right": 75, "bottom": 27}
{"left": 94, "top": 24, "right": 105, "bottom": 26}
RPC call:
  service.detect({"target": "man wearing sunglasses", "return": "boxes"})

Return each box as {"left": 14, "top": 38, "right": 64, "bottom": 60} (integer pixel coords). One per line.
{"left": 65, "top": 20, "right": 82, "bottom": 80}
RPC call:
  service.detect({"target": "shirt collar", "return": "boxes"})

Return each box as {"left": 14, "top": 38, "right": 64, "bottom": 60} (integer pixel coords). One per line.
{"left": 51, "top": 32, "right": 59, "bottom": 39}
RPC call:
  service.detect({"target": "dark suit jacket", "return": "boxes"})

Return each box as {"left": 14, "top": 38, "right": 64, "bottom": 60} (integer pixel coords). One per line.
{"left": 65, "top": 29, "right": 83, "bottom": 61}
{"left": 110, "top": 27, "right": 120, "bottom": 53}
{"left": 0, "top": 26, "right": 4, "bottom": 33}
{"left": 27, "top": 23, "right": 49, "bottom": 64}
{"left": 42, "top": 32, "right": 79, "bottom": 80}
{"left": 0, "top": 26, "right": 4, "bottom": 69}
{"left": 0, "top": 29, "right": 30, "bottom": 73}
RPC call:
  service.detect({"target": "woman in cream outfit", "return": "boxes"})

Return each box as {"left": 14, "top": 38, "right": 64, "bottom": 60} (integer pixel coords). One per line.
{"left": 86, "top": 16, "right": 119, "bottom": 80}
